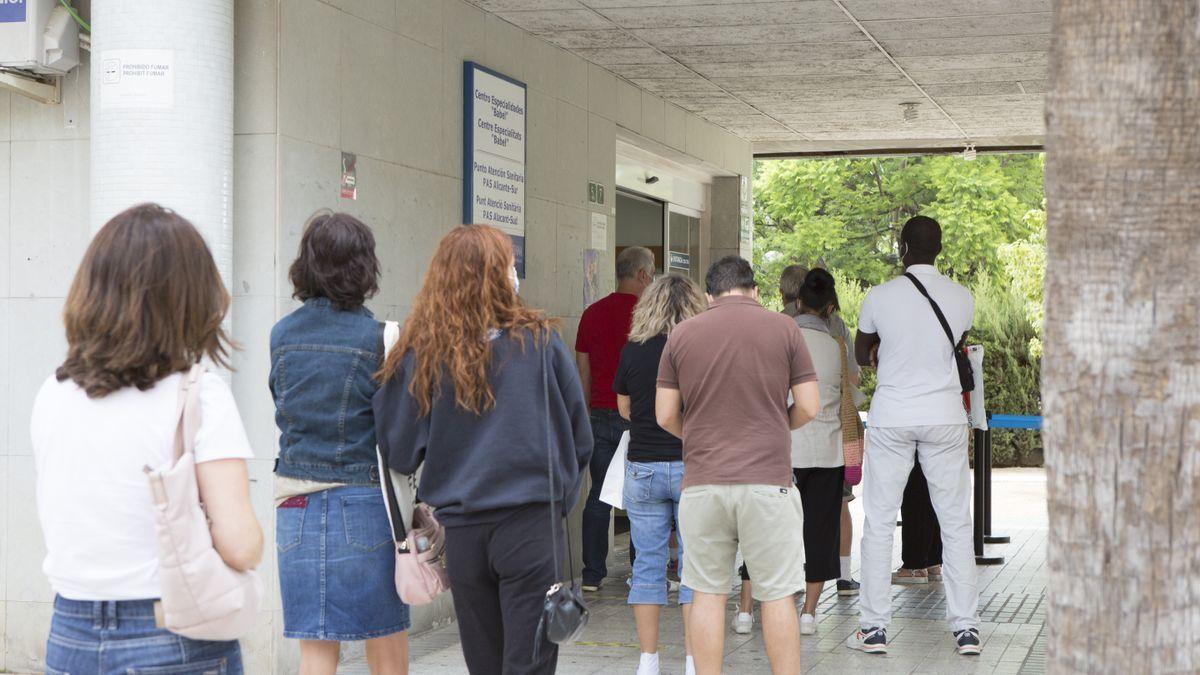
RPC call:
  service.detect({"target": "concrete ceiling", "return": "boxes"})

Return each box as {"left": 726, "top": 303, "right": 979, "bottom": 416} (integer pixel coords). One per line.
{"left": 469, "top": 0, "right": 1049, "bottom": 155}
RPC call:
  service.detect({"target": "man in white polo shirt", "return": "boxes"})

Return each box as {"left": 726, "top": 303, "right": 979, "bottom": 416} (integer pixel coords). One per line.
{"left": 846, "top": 215, "right": 982, "bottom": 657}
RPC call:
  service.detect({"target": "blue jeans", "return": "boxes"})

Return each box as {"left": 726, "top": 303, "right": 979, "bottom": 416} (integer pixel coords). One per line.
{"left": 582, "top": 409, "right": 629, "bottom": 585}
{"left": 624, "top": 460, "right": 693, "bottom": 605}
{"left": 45, "top": 595, "right": 243, "bottom": 674}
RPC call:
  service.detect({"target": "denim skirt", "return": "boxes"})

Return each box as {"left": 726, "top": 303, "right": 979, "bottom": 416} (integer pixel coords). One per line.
{"left": 276, "top": 485, "right": 411, "bottom": 640}
{"left": 46, "top": 595, "right": 242, "bottom": 674}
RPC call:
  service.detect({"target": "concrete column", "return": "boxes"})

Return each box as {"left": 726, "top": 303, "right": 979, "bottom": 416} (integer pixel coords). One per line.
{"left": 711, "top": 175, "right": 749, "bottom": 262}
{"left": 89, "top": 0, "right": 234, "bottom": 287}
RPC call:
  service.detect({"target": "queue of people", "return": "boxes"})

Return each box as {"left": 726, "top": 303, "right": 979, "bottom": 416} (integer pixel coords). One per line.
{"left": 30, "top": 203, "right": 980, "bottom": 675}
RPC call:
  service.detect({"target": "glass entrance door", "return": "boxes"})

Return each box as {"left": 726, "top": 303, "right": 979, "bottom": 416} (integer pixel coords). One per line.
{"left": 666, "top": 205, "right": 702, "bottom": 284}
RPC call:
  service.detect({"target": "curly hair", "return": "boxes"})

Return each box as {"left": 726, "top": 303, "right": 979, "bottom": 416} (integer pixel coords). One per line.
{"left": 57, "top": 203, "right": 234, "bottom": 398}
{"left": 378, "top": 224, "right": 557, "bottom": 417}
{"left": 628, "top": 273, "right": 707, "bottom": 344}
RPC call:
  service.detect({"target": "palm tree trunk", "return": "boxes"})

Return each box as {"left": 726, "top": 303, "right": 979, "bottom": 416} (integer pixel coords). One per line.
{"left": 1044, "top": 1, "right": 1200, "bottom": 673}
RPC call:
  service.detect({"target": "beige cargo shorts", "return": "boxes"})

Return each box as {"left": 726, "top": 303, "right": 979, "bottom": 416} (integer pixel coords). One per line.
{"left": 678, "top": 483, "right": 805, "bottom": 602}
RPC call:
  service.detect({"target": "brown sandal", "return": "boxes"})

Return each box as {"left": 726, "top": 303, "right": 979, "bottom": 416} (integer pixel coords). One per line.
{"left": 891, "top": 568, "right": 929, "bottom": 585}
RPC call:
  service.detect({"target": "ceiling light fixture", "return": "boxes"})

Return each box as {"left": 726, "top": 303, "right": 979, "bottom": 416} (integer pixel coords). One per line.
{"left": 901, "top": 102, "right": 920, "bottom": 123}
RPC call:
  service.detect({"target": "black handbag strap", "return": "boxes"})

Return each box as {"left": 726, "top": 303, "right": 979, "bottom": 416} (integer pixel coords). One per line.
{"left": 378, "top": 438, "right": 410, "bottom": 546}
{"left": 904, "top": 273, "right": 963, "bottom": 350}
{"left": 542, "top": 332, "right": 575, "bottom": 585}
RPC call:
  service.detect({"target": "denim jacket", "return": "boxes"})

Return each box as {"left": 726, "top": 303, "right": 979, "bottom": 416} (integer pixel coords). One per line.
{"left": 269, "top": 298, "right": 384, "bottom": 484}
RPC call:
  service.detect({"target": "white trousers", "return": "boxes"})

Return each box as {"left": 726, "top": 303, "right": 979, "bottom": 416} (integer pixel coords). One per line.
{"left": 858, "top": 424, "right": 980, "bottom": 632}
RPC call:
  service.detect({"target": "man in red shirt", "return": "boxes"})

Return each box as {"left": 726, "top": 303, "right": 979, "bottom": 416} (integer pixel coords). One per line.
{"left": 576, "top": 246, "right": 655, "bottom": 590}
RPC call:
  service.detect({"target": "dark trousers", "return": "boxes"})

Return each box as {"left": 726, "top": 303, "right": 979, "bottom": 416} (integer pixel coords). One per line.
{"left": 444, "top": 504, "right": 562, "bottom": 675}
{"left": 900, "top": 459, "right": 943, "bottom": 570}
{"left": 794, "top": 466, "right": 844, "bottom": 583}
{"left": 582, "top": 409, "right": 629, "bottom": 585}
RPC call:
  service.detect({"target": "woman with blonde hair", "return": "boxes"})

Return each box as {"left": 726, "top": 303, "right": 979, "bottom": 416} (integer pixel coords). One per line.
{"left": 613, "top": 273, "right": 707, "bottom": 675}
{"left": 374, "top": 224, "right": 593, "bottom": 674}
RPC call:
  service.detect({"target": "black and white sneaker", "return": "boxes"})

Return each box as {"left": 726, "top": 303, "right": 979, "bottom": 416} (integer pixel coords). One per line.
{"left": 846, "top": 626, "right": 887, "bottom": 654}
{"left": 836, "top": 579, "right": 860, "bottom": 596}
{"left": 955, "top": 628, "right": 982, "bottom": 655}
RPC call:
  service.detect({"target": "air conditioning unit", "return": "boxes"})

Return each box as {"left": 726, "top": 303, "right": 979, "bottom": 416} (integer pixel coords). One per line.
{"left": 0, "top": 0, "right": 81, "bottom": 76}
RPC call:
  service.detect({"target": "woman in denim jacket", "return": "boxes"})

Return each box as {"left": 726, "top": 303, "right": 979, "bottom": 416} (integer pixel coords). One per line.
{"left": 269, "top": 212, "right": 409, "bottom": 674}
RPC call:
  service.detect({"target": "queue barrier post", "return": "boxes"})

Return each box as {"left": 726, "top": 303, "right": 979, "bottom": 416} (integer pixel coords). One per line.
{"left": 973, "top": 414, "right": 1042, "bottom": 565}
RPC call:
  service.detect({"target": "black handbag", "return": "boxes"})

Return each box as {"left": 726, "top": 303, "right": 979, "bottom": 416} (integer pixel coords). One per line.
{"left": 904, "top": 273, "right": 975, "bottom": 394}
{"left": 533, "top": 334, "right": 589, "bottom": 661}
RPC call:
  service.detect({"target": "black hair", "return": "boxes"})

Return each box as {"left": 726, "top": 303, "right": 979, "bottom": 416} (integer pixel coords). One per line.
{"left": 798, "top": 268, "right": 838, "bottom": 315}
{"left": 900, "top": 215, "right": 942, "bottom": 261}
{"left": 289, "top": 211, "right": 381, "bottom": 310}
{"left": 705, "top": 256, "right": 757, "bottom": 296}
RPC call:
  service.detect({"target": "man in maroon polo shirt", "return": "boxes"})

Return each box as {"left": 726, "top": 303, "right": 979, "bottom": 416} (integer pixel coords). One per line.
{"left": 576, "top": 246, "right": 655, "bottom": 591}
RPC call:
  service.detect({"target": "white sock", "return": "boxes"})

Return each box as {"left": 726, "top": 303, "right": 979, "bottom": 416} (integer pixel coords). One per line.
{"left": 686, "top": 654, "right": 696, "bottom": 675}
{"left": 637, "top": 652, "right": 660, "bottom": 675}
{"left": 840, "top": 556, "right": 853, "bottom": 581}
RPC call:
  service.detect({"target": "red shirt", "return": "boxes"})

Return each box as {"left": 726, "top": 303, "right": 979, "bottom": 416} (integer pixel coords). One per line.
{"left": 575, "top": 292, "right": 638, "bottom": 410}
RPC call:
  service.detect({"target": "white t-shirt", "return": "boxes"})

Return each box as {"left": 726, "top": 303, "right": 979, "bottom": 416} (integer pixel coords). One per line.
{"left": 858, "top": 265, "right": 974, "bottom": 428}
{"left": 32, "top": 371, "right": 255, "bottom": 601}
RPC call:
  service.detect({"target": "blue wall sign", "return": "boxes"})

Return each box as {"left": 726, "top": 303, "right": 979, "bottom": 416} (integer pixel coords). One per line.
{"left": 463, "top": 62, "right": 527, "bottom": 277}
{"left": 0, "top": 0, "right": 26, "bottom": 23}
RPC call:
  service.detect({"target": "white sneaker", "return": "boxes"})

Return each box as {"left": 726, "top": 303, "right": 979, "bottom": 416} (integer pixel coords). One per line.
{"left": 799, "top": 613, "right": 816, "bottom": 635}
{"left": 636, "top": 652, "right": 660, "bottom": 675}
{"left": 732, "top": 611, "right": 754, "bottom": 634}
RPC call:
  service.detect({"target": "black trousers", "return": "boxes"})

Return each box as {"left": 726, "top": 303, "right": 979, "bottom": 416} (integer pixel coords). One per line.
{"left": 444, "top": 504, "right": 563, "bottom": 675}
{"left": 900, "top": 459, "right": 943, "bottom": 570}
{"left": 794, "top": 466, "right": 843, "bottom": 582}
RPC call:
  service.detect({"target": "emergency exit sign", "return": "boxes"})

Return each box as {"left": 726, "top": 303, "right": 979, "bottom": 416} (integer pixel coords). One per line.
{"left": 588, "top": 180, "right": 605, "bottom": 206}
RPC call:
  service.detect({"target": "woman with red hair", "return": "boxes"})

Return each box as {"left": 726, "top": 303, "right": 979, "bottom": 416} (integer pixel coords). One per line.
{"left": 374, "top": 224, "right": 593, "bottom": 674}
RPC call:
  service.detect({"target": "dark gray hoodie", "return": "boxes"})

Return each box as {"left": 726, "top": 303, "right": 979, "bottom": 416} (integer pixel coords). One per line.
{"left": 373, "top": 329, "right": 593, "bottom": 527}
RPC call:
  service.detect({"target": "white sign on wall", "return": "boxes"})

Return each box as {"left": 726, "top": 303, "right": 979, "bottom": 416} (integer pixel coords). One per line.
{"left": 99, "top": 49, "right": 175, "bottom": 110}
{"left": 463, "top": 62, "right": 527, "bottom": 275}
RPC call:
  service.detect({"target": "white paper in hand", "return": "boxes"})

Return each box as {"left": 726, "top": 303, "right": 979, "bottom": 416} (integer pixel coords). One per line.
{"left": 599, "top": 430, "right": 630, "bottom": 510}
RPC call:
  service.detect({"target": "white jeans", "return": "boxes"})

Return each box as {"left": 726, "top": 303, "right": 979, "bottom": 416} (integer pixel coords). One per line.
{"left": 859, "top": 425, "right": 980, "bottom": 632}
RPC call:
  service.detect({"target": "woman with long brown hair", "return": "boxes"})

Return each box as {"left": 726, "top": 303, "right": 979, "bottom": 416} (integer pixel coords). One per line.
{"left": 374, "top": 224, "right": 593, "bottom": 674}
{"left": 33, "top": 203, "right": 262, "bottom": 674}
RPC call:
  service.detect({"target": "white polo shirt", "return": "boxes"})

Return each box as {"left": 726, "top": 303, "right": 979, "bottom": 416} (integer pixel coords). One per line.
{"left": 858, "top": 265, "right": 974, "bottom": 428}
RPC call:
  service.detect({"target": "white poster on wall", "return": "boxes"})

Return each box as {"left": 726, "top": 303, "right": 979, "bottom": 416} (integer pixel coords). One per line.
{"left": 590, "top": 212, "right": 607, "bottom": 250}
{"left": 99, "top": 49, "right": 175, "bottom": 110}
{"left": 464, "top": 62, "right": 527, "bottom": 275}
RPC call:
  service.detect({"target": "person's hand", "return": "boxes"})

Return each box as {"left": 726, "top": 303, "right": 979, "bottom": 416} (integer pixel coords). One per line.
{"left": 869, "top": 343, "right": 880, "bottom": 369}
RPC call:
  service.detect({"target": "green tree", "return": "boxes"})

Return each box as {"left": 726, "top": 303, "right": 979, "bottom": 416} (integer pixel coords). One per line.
{"left": 753, "top": 154, "right": 1046, "bottom": 466}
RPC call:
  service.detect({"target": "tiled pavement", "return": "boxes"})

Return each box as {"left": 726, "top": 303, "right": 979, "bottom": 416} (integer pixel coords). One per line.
{"left": 347, "top": 469, "right": 1048, "bottom": 674}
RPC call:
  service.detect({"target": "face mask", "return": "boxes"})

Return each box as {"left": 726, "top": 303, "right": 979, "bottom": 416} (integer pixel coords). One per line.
{"left": 509, "top": 266, "right": 520, "bottom": 295}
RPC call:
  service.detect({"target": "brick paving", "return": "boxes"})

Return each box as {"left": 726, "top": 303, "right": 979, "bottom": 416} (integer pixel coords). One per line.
{"left": 345, "top": 468, "right": 1047, "bottom": 674}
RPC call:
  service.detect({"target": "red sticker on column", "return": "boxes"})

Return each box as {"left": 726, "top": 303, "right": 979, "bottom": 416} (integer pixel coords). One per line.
{"left": 279, "top": 496, "right": 308, "bottom": 509}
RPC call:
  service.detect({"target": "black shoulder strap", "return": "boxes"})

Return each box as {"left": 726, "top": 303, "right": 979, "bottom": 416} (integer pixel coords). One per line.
{"left": 378, "top": 440, "right": 408, "bottom": 543}
{"left": 904, "top": 273, "right": 961, "bottom": 349}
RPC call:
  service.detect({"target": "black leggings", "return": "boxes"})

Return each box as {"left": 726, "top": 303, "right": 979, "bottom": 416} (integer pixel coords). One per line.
{"left": 900, "top": 460, "right": 942, "bottom": 570}
{"left": 444, "top": 504, "right": 562, "bottom": 675}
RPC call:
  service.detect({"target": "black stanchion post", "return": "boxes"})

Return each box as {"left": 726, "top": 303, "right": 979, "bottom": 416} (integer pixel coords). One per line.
{"left": 973, "top": 427, "right": 1004, "bottom": 565}
{"left": 983, "top": 427, "right": 1010, "bottom": 545}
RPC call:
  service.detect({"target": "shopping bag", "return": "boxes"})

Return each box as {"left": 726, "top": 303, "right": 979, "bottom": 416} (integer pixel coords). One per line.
{"left": 598, "top": 430, "right": 630, "bottom": 509}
